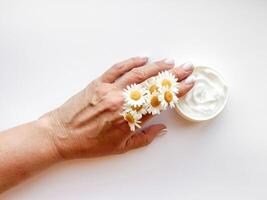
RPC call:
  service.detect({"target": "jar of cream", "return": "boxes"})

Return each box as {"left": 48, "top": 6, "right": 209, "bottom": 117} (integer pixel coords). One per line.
{"left": 175, "top": 66, "right": 228, "bottom": 121}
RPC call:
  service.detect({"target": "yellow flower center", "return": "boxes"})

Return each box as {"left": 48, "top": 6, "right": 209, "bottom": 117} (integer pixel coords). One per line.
{"left": 131, "top": 105, "right": 143, "bottom": 112}
{"left": 164, "top": 91, "right": 173, "bottom": 103}
{"left": 149, "top": 84, "right": 158, "bottom": 94}
{"left": 130, "top": 90, "right": 141, "bottom": 100}
{"left": 162, "top": 79, "right": 172, "bottom": 88}
{"left": 125, "top": 113, "right": 135, "bottom": 123}
{"left": 151, "top": 95, "right": 160, "bottom": 107}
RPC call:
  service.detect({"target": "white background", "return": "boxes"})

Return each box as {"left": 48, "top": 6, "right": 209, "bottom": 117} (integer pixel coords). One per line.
{"left": 1, "top": 0, "right": 267, "bottom": 199}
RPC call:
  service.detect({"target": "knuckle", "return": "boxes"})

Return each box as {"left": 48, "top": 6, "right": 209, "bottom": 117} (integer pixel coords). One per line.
{"left": 143, "top": 136, "right": 151, "bottom": 146}
{"left": 112, "top": 63, "right": 124, "bottom": 72}
{"left": 172, "top": 67, "right": 181, "bottom": 77}
{"left": 114, "top": 140, "right": 128, "bottom": 154}
{"left": 131, "top": 68, "right": 146, "bottom": 81}
{"left": 95, "top": 86, "right": 106, "bottom": 97}
{"left": 86, "top": 80, "right": 102, "bottom": 98}
{"left": 140, "top": 131, "right": 151, "bottom": 146}
{"left": 102, "top": 96, "right": 114, "bottom": 107}
{"left": 103, "top": 94, "right": 123, "bottom": 111}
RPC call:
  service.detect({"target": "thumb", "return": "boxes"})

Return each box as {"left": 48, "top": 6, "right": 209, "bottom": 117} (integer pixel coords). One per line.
{"left": 124, "top": 124, "right": 167, "bottom": 151}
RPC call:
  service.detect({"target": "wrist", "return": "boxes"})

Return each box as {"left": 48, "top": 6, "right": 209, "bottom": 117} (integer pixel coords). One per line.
{"left": 0, "top": 120, "right": 63, "bottom": 192}
{"left": 36, "top": 115, "right": 65, "bottom": 162}
{"left": 38, "top": 110, "right": 79, "bottom": 160}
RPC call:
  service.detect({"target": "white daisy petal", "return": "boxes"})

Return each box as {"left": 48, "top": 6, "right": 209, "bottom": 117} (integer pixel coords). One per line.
{"left": 158, "top": 86, "right": 179, "bottom": 109}
{"left": 145, "top": 92, "right": 164, "bottom": 115}
{"left": 124, "top": 104, "right": 147, "bottom": 115}
{"left": 122, "top": 71, "right": 180, "bottom": 131}
{"left": 122, "top": 110, "right": 142, "bottom": 132}
{"left": 123, "top": 83, "right": 146, "bottom": 107}
{"left": 156, "top": 71, "right": 179, "bottom": 94}
{"left": 145, "top": 77, "right": 159, "bottom": 95}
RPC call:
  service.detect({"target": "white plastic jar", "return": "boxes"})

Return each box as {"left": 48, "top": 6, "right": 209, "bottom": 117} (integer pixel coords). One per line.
{"left": 175, "top": 66, "right": 228, "bottom": 121}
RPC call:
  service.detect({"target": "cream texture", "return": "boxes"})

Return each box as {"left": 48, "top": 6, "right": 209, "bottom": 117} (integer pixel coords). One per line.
{"left": 176, "top": 66, "right": 228, "bottom": 121}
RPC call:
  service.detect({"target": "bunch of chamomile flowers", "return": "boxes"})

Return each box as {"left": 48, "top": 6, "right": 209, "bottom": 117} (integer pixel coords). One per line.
{"left": 121, "top": 71, "right": 179, "bottom": 131}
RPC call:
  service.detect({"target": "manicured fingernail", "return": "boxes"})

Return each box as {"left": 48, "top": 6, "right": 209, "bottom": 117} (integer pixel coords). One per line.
{"left": 184, "top": 75, "right": 196, "bottom": 85}
{"left": 157, "top": 128, "right": 167, "bottom": 136}
{"left": 182, "top": 62, "right": 194, "bottom": 71}
{"left": 164, "top": 58, "right": 175, "bottom": 65}
{"left": 140, "top": 56, "right": 149, "bottom": 60}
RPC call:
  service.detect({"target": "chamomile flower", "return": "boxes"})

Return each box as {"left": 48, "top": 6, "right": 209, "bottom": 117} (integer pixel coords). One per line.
{"left": 158, "top": 86, "right": 179, "bottom": 109}
{"left": 145, "top": 77, "right": 159, "bottom": 94}
{"left": 123, "top": 83, "right": 146, "bottom": 107}
{"left": 128, "top": 104, "right": 147, "bottom": 115}
{"left": 121, "top": 110, "right": 142, "bottom": 131}
{"left": 124, "top": 104, "right": 147, "bottom": 115}
{"left": 146, "top": 92, "right": 164, "bottom": 115}
{"left": 157, "top": 71, "right": 179, "bottom": 93}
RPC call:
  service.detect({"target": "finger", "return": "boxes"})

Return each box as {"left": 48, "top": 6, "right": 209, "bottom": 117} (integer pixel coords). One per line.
{"left": 124, "top": 124, "right": 167, "bottom": 151}
{"left": 178, "top": 75, "right": 196, "bottom": 97}
{"left": 140, "top": 75, "right": 196, "bottom": 125}
{"left": 115, "top": 59, "right": 175, "bottom": 88}
{"left": 100, "top": 57, "right": 149, "bottom": 83}
{"left": 170, "top": 62, "right": 194, "bottom": 82}
{"left": 140, "top": 113, "right": 153, "bottom": 125}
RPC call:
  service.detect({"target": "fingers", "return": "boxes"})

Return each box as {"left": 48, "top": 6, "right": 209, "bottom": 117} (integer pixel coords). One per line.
{"left": 114, "top": 59, "right": 175, "bottom": 88}
{"left": 115, "top": 61, "right": 196, "bottom": 129}
{"left": 100, "top": 57, "right": 149, "bottom": 83}
{"left": 124, "top": 124, "right": 167, "bottom": 151}
{"left": 170, "top": 62, "right": 195, "bottom": 97}
{"left": 178, "top": 75, "right": 196, "bottom": 97}
{"left": 139, "top": 73, "right": 196, "bottom": 125}
{"left": 170, "top": 62, "right": 194, "bottom": 81}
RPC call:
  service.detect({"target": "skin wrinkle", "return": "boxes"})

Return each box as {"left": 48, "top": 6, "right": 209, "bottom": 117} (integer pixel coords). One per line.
{"left": 72, "top": 90, "right": 122, "bottom": 129}
{"left": 54, "top": 85, "right": 124, "bottom": 157}
{"left": 50, "top": 87, "right": 125, "bottom": 158}
{"left": 57, "top": 84, "right": 106, "bottom": 129}
{"left": 70, "top": 103, "right": 104, "bottom": 129}
{"left": 0, "top": 58, "right": 195, "bottom": 192}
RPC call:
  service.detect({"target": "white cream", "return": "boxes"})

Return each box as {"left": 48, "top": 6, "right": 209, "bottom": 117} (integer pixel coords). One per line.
{"left": 176, "top": 66, "right": 228, "bottom": 121}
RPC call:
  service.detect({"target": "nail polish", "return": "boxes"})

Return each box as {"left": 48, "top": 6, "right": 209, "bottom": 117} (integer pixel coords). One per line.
{"left": 184, "top": 75, "right": 196, "bottom": 85}
{"left": 164, "top": 58, "right": 175, "bottom": 65}
{"left": 182, "top": 62, "right": 194, "bottom": 71}
{"left": 157, "top": 128, "right": 167, "bottom": 136}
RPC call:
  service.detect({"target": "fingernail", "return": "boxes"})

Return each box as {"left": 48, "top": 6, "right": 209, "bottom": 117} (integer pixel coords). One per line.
{"left": 182, "top": 62, "right": 194, "bottom": 71}
{"left": 184, "top": 75, "right": 196, "bottom": 85}
{"left": 140, "top": 56, "right": 149, "bottom": 60}
{"left": 164, "top": 58, "right": 175, "bottom": 65}
{"left": 157, "top": 128, "right": 167, "bottom": 136}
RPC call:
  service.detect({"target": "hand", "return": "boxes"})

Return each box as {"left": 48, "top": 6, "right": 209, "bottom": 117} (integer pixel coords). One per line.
{"left": 40, "top": 57, "right": 195, "bottom": 160}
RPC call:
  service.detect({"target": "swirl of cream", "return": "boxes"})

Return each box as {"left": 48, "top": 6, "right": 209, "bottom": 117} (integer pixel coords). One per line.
{"left": 176, "top": 67, "right": 228, "bottom": 121}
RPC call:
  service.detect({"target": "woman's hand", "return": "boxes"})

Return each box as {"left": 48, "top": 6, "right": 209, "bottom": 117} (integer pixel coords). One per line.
{"left": 0, "top": 57, "right": 195, "bottom": 192}
{"left": 40, "top": 57, "right": 195, "bottom": 160}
